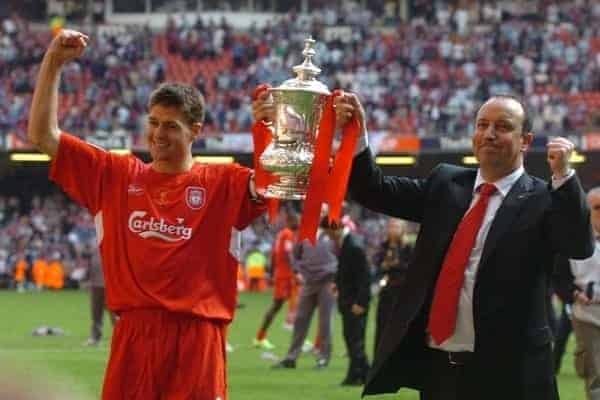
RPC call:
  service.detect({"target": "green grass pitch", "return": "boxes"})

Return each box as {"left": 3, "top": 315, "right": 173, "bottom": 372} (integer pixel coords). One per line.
{"left": 0, "top": 290, "right": 584, "bottom": 399}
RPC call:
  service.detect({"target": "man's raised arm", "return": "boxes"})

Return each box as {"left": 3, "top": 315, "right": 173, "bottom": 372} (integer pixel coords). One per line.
{"left": 28, "top": 29, "right": 89, "bottom": 158}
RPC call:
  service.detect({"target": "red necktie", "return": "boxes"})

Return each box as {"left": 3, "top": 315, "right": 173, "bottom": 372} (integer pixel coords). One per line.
{"left": 428, "top": 183, "right": 497, "bottom": 345}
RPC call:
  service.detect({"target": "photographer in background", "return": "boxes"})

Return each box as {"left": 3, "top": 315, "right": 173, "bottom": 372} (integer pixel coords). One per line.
{"left": 555, "top": 187, "right": 600, "bottom": 400}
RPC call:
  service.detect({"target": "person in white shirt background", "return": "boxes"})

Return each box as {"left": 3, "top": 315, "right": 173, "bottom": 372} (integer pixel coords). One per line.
{"left": 555, "top": 187, "right": 600, "bottom": 400}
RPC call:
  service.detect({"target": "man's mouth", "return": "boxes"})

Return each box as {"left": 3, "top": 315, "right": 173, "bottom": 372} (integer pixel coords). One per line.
{"left": 481, "top": 145, "right": 498, "bottom": 151}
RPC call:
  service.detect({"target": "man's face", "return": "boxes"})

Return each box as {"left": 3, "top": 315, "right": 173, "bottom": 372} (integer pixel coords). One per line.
{"left": 588, "top": 192, "right": 600, "bottom": 234}
{"left": 472, "top": 98, "right": 532, "bottom": 178}
{"left": 387, "top": 219, "right": 405, "bottom": 239}
{"left": 324, "top": 226, "right": 343, "bottom": 241}
{"left": 146, "top": 104, "right": 200, "bottom": 165}
{"left": 286, "top": 214, "right": 299, "bottom": 230}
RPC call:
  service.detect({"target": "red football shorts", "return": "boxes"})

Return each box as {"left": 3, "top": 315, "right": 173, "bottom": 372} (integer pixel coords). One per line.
{"left": 273, "top": 278, "right": 296, "bottom": 300}
{"left": 102, "top": 309, "right": 227, "bottom": 400}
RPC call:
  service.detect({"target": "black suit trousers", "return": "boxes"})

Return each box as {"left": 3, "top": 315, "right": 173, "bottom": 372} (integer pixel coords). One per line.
{"left": 375, "top": 288, "right": 398, "bottom": 354}
{"left": 340, "top": 307, "right": 369, "bottom": 380}
{"left": 420, "top": 350, "right": 477, "bottom": 400}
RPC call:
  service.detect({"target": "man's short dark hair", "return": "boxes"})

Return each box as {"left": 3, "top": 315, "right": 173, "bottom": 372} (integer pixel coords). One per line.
{"left": 148, "top": 82, "right": 205, "bottom": 126}
{"left": 486, "top": 94, "right": 532, "bottom": 135}
{"left": 320, "top": 216, "right": 340, "bottom": 230}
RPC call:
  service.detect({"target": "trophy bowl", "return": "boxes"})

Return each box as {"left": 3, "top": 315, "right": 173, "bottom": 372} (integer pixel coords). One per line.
{"left": 259, "top": 37, "right": 331, "bottom": 200}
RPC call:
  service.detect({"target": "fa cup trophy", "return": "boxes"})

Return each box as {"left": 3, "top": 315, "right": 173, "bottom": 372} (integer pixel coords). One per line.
{"left": 258, "top": 37, "right": 330, "bottom": 200}
{"left": 252, "top": 37, "right": 361, "bottom": 243}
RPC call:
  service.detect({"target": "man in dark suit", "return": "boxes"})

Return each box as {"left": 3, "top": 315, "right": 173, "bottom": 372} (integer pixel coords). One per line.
{"left": 331, "top": 93, "right": 595, "bottom": 400}
{"left": 321, "top": 216, "right": 371, "bottom": 386}
{"left": 373, "top": 218, "right": 414, "bottom": 354}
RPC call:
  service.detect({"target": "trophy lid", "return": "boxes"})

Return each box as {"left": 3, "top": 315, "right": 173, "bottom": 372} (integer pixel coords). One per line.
{"left": 275, "top": 37, "right": 330, "bottom": 95}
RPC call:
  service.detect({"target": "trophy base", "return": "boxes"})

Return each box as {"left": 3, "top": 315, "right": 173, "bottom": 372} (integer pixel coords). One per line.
{"left": 262, "top": 175, "right": 308, "bottom": 200}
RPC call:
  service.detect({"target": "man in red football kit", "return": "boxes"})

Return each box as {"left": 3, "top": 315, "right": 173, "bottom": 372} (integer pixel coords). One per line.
{"left": 254, "top": 211, "right": 299, "bottom": 349}
{"left": 28, "top": 29, "right": 266, "bottom": 400}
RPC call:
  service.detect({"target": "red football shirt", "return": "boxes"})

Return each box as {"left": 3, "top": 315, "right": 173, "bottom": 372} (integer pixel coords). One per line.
{"left": 273, "top": 227, "right": 295, "bottom": 281}
{"left": 50, "top": 133, "right": 265, "bottom": 321}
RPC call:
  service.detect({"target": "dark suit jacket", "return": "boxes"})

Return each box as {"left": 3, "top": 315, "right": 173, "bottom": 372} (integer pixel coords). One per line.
{"left": 335, "top": 233, "right": 371, "bottom": 310}
{"left": 349, "top": 150, "right": 594, "bottom": 400}
{"left": 552, "top": 254, "right": 578, "bottom": 304}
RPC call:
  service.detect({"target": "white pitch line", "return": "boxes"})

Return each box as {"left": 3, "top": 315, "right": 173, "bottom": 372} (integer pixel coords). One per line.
{"left": 0, "top": 348, "right": 108, "bottom": 353}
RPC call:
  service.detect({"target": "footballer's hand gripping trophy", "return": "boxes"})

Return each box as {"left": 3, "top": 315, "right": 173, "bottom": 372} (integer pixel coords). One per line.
{"left": 258, "top": 37, "right": 330, "bottom": 200}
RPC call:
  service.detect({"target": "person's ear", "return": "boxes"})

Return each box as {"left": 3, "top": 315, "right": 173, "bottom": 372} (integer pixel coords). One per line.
{"left": 190, "top": 122, "right": 203, "bottom": 141}
{"left": 521, "top": 131, "right": 533, "bottom": 152}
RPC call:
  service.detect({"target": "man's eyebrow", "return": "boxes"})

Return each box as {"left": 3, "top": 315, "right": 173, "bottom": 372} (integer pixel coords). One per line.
{"left": 477, "top": 117, "right": 514, "bottom": 124}
{"left": 147, "top": 116, "right": 182, "bottom": 124}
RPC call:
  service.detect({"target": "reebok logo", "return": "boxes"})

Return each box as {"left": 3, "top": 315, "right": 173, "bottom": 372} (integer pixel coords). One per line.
{"left": 127, "top": 184, "right": 144, "bottom": 195}
{"left": 128, "top": 211, "right": 192, "bottom": 242}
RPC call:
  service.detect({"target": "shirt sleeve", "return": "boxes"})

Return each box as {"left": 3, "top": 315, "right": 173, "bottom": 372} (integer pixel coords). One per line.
{"left": 49, "top": 133, "right": 110, "bottom": 215}
{"left": 229, "top": 164, "right": 267, "bottom": 230}
{"left": 551, "top": 169, "right": 575, "bottom": 190}
{"left": 354, "top": 129, "right": 369, "bottom": 156}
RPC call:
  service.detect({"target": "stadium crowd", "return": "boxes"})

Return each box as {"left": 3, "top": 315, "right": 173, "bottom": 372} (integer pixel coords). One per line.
{"left": 0, "top": 191, "right": 400, "bottom": 292}
{"left": 0, "top": 192, "right": 97, "bottom": 290}
{"left": 1, "top": 0, "right": 599, "bottom": 147}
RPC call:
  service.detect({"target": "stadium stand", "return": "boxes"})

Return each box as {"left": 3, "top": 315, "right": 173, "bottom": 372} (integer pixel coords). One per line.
{"left": 0, "top": 0, "right": 598, "bottom": 288}
{"left": 1, "top": 1, "right": 599, "bottom": 149}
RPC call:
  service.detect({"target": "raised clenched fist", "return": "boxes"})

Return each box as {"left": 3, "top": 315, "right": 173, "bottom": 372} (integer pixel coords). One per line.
{"left": 47, "top": 29, "right": 89, "bottom": 65}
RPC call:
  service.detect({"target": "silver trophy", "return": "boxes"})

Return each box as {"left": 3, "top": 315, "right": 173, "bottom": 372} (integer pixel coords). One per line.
{"left": 259, "top": 37, "right": 331, "bottom": 200}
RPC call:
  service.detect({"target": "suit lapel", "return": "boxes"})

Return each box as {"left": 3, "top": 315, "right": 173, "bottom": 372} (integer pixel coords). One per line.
{"left": 449, "top": 173, "right": 476, "bottom": 212}
{"left": 477, "top": 173, "right": 535, "bottom": 274}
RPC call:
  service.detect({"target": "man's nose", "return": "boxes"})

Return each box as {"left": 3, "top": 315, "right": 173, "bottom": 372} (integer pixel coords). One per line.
{"left": 483, "top": 125, "right": 497, "bottom": 139}
{"left": 155, "top": 123, "right": 168, "bottom": 136}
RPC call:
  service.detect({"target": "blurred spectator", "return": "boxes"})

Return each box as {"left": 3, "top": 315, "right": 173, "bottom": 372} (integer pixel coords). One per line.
{"left": 372, "top": 219, "right": 415, "bottom": 353}
{"left": 32, "top": 254, "right": 48, "bottom": 289}
{"left": 322, "top": 218, "right": 371, "bottom": 386}
{"left": 44, "top": 251, "right": 65, "bottom": 290}
{"left": 13, "top": 253, "right": 33, "bottom": 292}
{"left": 272, "top": 231, "right": 338, "bottom": 370}
{"left": 245, "top": 244, "right": 268, "bottom": 292}
{"left": 83, "top": 248, "right": 115, "bottom": 346}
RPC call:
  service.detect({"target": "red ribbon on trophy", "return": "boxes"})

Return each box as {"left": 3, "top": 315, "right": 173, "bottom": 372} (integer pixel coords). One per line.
{"left": 298, "top": 90, "right": 360, "bottom": 244}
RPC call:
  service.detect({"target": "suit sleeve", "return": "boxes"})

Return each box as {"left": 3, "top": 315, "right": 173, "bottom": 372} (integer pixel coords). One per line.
{"left": 348, "top": 149, "right": 429, "bottom": 222}
{"left": 552, "top": 254, "right": 577, "bottom": 304}
{"left": 544, "top": 175, "right": 594, "bottom": 260}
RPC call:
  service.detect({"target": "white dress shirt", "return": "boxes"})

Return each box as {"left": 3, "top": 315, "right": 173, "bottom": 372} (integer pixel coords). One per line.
{"left": 427, "top": 166, "right": 574, "bottom": 352}
{"left": 571, "top": 240, "right": 600, "bottom": 327}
